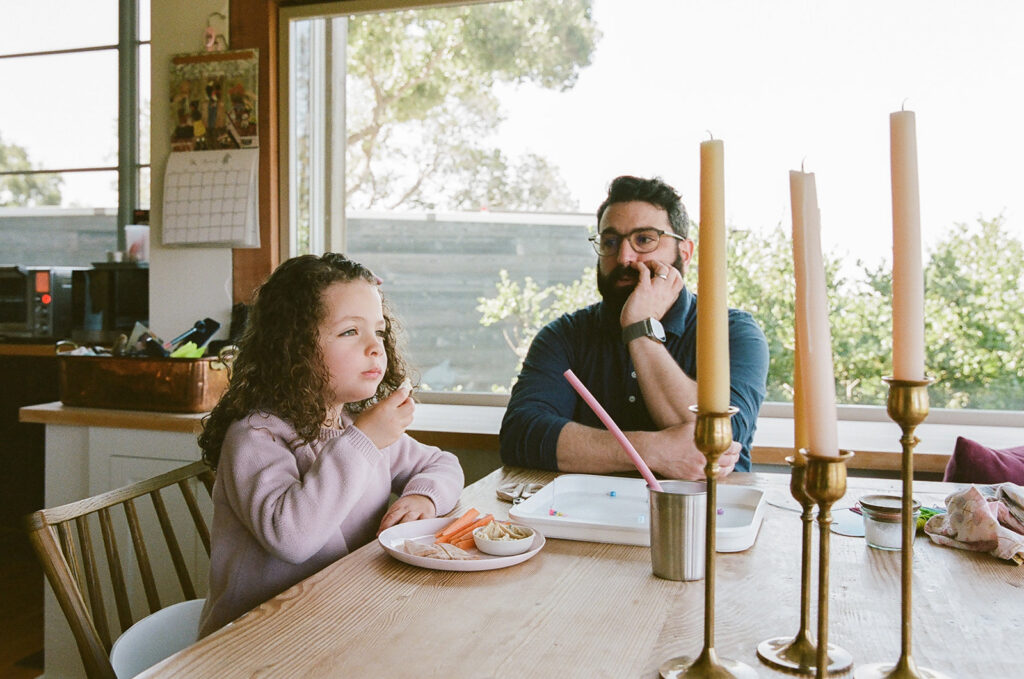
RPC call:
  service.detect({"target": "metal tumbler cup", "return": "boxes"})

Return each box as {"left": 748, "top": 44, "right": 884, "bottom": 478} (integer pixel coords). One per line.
{"left": 649, "top": 480, "right": 706, "bottom": 581}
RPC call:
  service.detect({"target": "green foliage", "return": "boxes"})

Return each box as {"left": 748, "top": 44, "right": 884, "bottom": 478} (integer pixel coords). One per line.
{"left": 345, "top": 0, "right": 600, "bottom": 211}
{"left": 0, "top": 133, "right": 63, "bottom": 206}
{"left": 924, "top": 216, "right": 1024, "bottom": 409}
{"left": 478, "top": 216, "right": 1024, "bottom": 409}
{"left": 826, "top": 262, "right": 890, "bottom": 404}
{"left": 717, "top": 225, "right": 798, "bottom": 402}
{"left": 477, "top": 268, "right": 598, "bottom": 374}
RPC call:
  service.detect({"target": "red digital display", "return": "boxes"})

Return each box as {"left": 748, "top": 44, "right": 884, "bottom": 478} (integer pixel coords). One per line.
{"left": 35, "top": 271, "right": 50, "bottom": 294}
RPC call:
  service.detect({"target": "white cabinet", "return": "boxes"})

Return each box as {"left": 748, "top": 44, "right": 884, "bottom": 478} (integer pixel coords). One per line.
{"left": 26, "top": 407, "right": 209, "bottom": 679}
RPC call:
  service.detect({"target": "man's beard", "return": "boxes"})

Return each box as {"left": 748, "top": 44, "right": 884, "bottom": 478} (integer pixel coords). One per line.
{"left": 596, "top": 253, "right": 685, "bottom": 312}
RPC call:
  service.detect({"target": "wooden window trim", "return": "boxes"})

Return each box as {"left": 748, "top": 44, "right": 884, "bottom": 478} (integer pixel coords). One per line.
{"left": 229, "top": 0, "right": 281, "bottom": 303}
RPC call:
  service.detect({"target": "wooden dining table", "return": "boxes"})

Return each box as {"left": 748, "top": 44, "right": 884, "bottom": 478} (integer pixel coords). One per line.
{"left": 138, "top": 467, "right": 1023, "bottom": 678}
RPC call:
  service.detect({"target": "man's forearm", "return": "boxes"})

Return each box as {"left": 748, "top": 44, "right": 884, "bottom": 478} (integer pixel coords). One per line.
{"left": 555, "top": 420, "right": 721, "bottom": 481}
{"left": 555, "top": 421, "right": 659, "bottom": 474}
{"left": 628, "top": 338, "right": 698, "bottom": 428}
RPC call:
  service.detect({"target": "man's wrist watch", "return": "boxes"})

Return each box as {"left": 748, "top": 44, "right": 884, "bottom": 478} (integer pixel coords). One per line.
{"left": 622, "top": 318, "right": 666, "bottom": 344}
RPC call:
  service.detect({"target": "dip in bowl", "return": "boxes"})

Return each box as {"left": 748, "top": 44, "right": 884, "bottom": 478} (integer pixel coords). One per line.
{"left": 473, "top": 521, "right": 535, "bottom": 556}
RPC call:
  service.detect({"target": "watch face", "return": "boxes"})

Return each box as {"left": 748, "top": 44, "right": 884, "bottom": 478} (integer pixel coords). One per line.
{"left": 649, "top": 319, "right": 666, "bottom": 342}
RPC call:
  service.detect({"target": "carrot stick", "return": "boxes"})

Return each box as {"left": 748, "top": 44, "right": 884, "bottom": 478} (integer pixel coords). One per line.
{"left": 438, "top": 514, "right": 493, "bottom": 544}
{"left": 452, "top": 532, "right": 475, "bottom": 548}
{"left": 434, "top": 508, "right": 479, "bottom": 538}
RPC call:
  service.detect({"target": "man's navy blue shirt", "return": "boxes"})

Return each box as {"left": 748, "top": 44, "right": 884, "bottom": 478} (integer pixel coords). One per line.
{"left": 499, "top": 287, "right": 769, "bottom": 472}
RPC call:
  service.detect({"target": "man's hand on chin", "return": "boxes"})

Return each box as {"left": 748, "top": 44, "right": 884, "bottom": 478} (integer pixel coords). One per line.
{"left": 620, "top": 261, "right": 683, "bottom": 327}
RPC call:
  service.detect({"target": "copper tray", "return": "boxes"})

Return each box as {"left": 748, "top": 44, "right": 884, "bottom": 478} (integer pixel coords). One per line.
{"left": 58, "top": 354, "right": 231, "bottom": 413}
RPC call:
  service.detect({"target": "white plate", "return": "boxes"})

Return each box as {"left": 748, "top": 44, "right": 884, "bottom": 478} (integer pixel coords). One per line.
{"left": 510, "top": 474, "right": 766, "bottom": 552}
{"left": 378, "top": 517, "right": 545, "bottom": 571}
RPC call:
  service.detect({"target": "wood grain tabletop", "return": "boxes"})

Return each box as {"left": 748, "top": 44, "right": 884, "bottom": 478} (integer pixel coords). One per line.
{"left": 137, "top": 468, "right": 1023, "bottom": 678}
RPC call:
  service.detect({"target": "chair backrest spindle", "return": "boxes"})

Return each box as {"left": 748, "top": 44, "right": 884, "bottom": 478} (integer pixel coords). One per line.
{"left": 98, "top": 506, "right": 135, "bottom": 633}
{"left": 149, "top": 488, "right": 196, "bottom": 600}
{"left": 75, "top": 516, "right": 112, "bottom": 649}
{"left": 179, "top": 477, "right": 212, "bottom": 554}
{"left": 57, "top": 522, "right": 84, "bottom": 599}
{"left": 124, "top": 498, "right": 162, "bottom": 615}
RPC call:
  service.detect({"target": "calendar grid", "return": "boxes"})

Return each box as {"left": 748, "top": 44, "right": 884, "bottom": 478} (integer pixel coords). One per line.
{"left": 162, "top": 149, "right": 259, "bottom": 247}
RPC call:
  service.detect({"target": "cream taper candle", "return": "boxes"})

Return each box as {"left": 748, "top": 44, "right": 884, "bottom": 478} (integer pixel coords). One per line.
{"left": 790, "top": 170, "right": 839, "bottom": 457}
{"left": 890, "top": 110, "right": 926, "bottom": 380}
{"left": 698, "top": 138, "right": 730, "bottom": 412}
{"left": 793, "top": 320, "right": 810, "bottom": 452}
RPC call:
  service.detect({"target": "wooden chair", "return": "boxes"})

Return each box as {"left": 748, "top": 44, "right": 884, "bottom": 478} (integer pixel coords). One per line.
{"left": 23, "top": 460, "right": 215, "bottom": 679}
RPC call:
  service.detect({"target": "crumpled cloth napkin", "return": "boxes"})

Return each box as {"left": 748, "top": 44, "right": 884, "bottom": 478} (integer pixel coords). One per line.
{"left": 924, "top": 483, "right": 1024, "bottom": 564}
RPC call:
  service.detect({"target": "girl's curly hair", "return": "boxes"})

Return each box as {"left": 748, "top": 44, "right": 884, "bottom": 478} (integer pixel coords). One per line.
{"left": 198, "top": 253, "right": 410, "bottom": 468}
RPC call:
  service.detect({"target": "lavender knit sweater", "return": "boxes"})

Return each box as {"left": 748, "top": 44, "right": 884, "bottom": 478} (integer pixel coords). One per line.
{"left": 198, "top": 411, "right": 464, "bottom": 638}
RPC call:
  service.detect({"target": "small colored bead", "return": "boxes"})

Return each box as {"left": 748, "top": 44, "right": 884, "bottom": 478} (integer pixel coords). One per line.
{"left": 609, "top": 490, "right": 617, "bottom": 497}
{"left": 717, "top": 508, "right": 725, "bottom": 515}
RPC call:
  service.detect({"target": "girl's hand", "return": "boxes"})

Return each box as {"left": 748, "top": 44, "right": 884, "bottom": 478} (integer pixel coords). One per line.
{"left": 353, "top": 384, "right": 414, "bottom": 449}
{"left": 377, "top": 494, "right": 436, "bottom": 534}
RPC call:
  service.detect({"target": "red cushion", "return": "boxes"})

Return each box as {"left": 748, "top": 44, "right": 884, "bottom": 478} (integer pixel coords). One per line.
{"left": 943, "top": 436, "right": 1024, "bottom": 484}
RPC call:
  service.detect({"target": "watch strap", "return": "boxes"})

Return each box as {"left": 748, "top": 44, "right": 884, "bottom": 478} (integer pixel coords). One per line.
{"left": 622, "top": 318, "right": 665, "bottom": 344}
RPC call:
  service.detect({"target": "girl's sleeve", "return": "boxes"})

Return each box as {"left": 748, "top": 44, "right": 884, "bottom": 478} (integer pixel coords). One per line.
{"left": 219, "top": 416, "right": 383, "bottom": 564}
{"left": 386, "top": 435, "right": 465, "bottom": 517}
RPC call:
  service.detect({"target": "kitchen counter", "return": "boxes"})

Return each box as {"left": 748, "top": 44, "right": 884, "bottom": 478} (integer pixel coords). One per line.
{"left": 20, "top": 401, "right": 206, "bottom": 433}
{"left": 0, "top": 342, "right": 57, "bottom": 356}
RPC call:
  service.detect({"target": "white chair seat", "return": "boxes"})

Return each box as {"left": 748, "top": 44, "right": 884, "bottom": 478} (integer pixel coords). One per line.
{"left": 109, "top": 598, "right": 205, "bottom": 678}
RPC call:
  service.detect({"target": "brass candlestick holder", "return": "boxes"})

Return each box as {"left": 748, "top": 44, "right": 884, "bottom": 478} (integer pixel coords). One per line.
{"left": 804, "top": 450, "right": 853, "bottom": 679}
{"left": 756, "top": 451, "right": 852, "bottom": 675}
{"left": 855, "top": 377, "right": 949, "bottom": 679}
{"left": 659, "top": 406, "right": 758, "bottom": 679}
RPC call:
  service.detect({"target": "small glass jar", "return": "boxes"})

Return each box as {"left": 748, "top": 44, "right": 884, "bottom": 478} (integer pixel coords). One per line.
{"left": 859, "top": 494, "right": 920, "bottom": 551}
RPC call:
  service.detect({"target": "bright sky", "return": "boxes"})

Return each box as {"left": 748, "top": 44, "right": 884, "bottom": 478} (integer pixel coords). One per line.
{"left": 493, "top": 0, "right": 1024, "bottom": 267}
{"left": 2, "top": 0, "right": 1022, "bottom": 270}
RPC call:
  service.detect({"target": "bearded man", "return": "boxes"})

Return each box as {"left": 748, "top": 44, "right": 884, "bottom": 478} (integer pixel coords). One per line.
{"left": 499, "top": 175, "right": 769, "bottom": 479}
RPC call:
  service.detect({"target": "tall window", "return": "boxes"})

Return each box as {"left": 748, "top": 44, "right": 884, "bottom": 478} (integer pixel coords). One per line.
{"left": 283, "top": 0, "right": 1024, "bottom": 411}
{"left": 0, "top": 0, "right": 150, "bottom": 266}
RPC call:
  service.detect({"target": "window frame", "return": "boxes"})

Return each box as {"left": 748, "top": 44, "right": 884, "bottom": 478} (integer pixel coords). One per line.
{"left": 0, "top": 0, "right": 148, "bottom": 247}
{"left": 278, "top": 0, "right": 510, "bottom": 407}
{"left": 274, "top": 0, "right": 1024, "bottom": 424}
{"left": 277, "top": 0, "right": 496, "bottom": 261}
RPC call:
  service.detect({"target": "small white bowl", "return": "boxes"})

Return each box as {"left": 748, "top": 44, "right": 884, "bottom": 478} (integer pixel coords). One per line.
{"left": 472, "top": 523, "right": 535, "bottom": 556}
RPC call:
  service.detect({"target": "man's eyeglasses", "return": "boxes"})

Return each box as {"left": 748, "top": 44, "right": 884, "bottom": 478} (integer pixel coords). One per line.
{"left": 588, "top": 228, "right": 686, "bottom": 256}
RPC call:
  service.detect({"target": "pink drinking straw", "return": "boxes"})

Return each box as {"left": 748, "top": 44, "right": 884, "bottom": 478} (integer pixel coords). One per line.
{"left": 563, "top": 369, "right": 664, "bottom": 492}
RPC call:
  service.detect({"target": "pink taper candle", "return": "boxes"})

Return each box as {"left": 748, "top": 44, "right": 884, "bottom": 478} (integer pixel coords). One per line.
{"left": 790, "top": 170, "right": 839, "bottom": 458}
{"left": 697, "top": 139, "right": 730, "bottom": 412}
{"left": 890, "top": 110, "right": 926, "bottom": 380}
{"left": 563, "top": 369, "right": 663, "bottom": 491}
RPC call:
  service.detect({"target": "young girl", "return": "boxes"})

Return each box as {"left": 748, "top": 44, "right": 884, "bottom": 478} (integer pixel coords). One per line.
{"left": 196, "top": 253, "right": 464, "bottom": 638}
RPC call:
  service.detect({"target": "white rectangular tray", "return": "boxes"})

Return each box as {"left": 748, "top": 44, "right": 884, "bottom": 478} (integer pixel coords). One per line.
{"left": 509, "top": 474, "right": 766, "bottom": 552}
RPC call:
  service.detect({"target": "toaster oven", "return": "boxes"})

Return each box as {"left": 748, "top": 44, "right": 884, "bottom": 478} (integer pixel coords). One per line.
{"left": 0, "top": 266, "right": 79, "bottom": 342}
